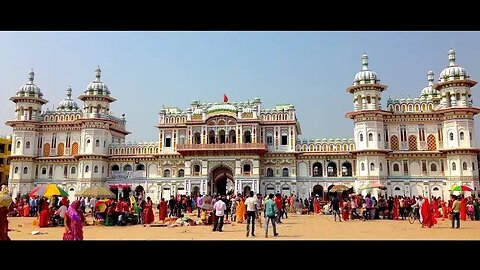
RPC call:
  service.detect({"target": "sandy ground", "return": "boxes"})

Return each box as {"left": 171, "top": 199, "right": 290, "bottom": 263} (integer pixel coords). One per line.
{"left": 7, "top": 212, "right": 480, "bottom": 240}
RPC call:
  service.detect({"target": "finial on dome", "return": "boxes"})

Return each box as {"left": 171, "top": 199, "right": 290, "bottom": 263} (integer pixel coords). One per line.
{"left": 28, "top": 68, "right": 35, "bottom": 83}
{"left": 66, "top": 86, "right": 72, "bottom": 99}
{"left": 95, "top": 65, "right": 101, "bottom": 81}
{"left": 361, "top": 53, "right": 369, "bottom": 71}
{"left": 448, "top": 48, "right": 456, "bottom": 67}
{"left": 427, "top": 70, "right": 434, "bottom": 85}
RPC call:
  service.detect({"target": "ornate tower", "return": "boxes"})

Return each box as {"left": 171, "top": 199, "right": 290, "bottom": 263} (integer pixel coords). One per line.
{"left": 435, "top": 49, "right": 479, "bottom": 192}
{"left": 346, "top": 53, "right": 391, "bottom": 194}
{"left": 6, "top": 70, "right": 48, "bottom": 196}
{"left": 77, "top": 67, "right": 125, "bottom": 186}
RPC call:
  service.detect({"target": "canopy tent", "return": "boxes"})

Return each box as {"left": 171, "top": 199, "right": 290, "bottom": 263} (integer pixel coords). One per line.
{"left": 29, "top": 184, "right": 69, "bottom": 198}
{"left": 76, "top": 186, "right": 116, "bottom": 199}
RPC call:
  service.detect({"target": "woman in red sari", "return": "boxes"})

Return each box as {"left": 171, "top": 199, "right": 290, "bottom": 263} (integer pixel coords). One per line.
{"left": 63, "top": 200, "right": 85, "bottom": 241}
{"left": 23, "top": 200, "right": 30, "bottom": 217}
{"left": 393, "top": 197, "right": 400, "bottom": 220}
{"left": 432, "top": 198, "right": 441, "bottom": 218}
{"left": 342, "top": 200, "right": 350, "bottom": 221}
{"left": 158, "top": 198, "right": 167, "bottom": 222}
{"left": 421, "top": 198, "right": 435, "bottom": 228}
{"left": 38, "top": 197, "right": 50, "bottom": 227}
{"left": 460, "top": 197, "right": 467, "bottom": 221}
{"left": 143, "top": 196, "right": 154, "bottom": 224}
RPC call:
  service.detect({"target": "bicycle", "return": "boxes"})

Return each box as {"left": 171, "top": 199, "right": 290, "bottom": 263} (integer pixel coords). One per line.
{"left": 408, "top": 208, "right": 421, "bottom": 224}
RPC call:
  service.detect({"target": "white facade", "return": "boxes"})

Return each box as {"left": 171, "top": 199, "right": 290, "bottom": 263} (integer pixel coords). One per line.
{"left": 6, "top": 50, "right": 480, "bottom": 202}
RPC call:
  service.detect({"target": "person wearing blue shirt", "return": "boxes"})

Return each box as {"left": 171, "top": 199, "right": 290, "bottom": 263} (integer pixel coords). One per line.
{"left": 264, "top": 193, "right": 279, "bottom": 238}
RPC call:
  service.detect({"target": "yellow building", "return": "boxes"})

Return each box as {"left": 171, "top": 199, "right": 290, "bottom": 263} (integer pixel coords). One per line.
{"left": 0, "top": 135, "right": 12, "bottom": 185}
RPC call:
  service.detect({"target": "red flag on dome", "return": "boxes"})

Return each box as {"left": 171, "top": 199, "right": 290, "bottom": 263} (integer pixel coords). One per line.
{"left": 224, "top": 93, "right": 228, "bottom": 103}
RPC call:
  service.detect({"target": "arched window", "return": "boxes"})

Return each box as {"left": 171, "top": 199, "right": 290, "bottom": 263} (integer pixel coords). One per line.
{"left": 379, "top": 163, "right": 383, "bottom": 171}
{"left": 16, "top": 141, "right": 21, "bottom": 148}
{"left": 104, "top": 141, "right": 106, "bottom": 148}
{"left": 178, "top": 169, "right": 184, "bottom": 177}
{"left": 193, "top": 165, "right": 200, "bottom": 176}
{"left": 361, "top": 163, "right": 365, "bottom": 171}
{"left": 14, "top": 167, "right": 18, "bottom": 173}
{"left": 460, "top": 132, "right": 464, "bottom": 140}
{"left": 243, "top": 164, "right": 251, "bottom": 175}
{"left": 86, "top": 139, "right": 91, "bottom": 144}
{"left": 368, "top": 133, "right": 373, "bottom": 141}
{"left": 266, "top": 133, "right": 273, "bottom": 145}
{"left": 312, "top": 162, "right": 323, "bottom": 177}
{"left": 463, "top": 162, "right": 467, "bottom": 170}
{"left": 452, "top": 162, "right": 456, "bottom": 171}
{"left": 370, "top": 163, "right": 375, "bottom": 171}
{"left": 71, "top": 166, "right": 76, "bottom": 174}
{"left": 282, "top": 168, "right": 289, "bottom": 177}
{"left": 95, "top": 139, "right": 100, "bottom": 147}
{"left": 102, "top": 166, "right": 104, "bottom": 174}
{"left": 42, "top": 167, "right": 47, "bottom": 174}
{"left": 85, "top": 165, "right": 90, "bottom": 173}
{"left": 359, "top": 134, "right": 363, "bottom": 142}
{"left": 123, "top": 164, "right": 132, "bottom": 171}
{"left": 378, "top": 133, "right": 381, "bottom": 142}
{"left": 164, "top": 169, "right": 171, "bottom": 177}
{"left": 266, "top": 168, "right": 274, "bottom": 177}
{"left": 430, "top": 163, "right": 437, "bottom": 172}
{"left": 111, "top": 165, "right": 119, "bottom": 171}
{"left": 26, "top": 141, "right": 30, "bottom": 149}
{"left": 94, "top": 165, "right": 99, "bottom": 173}
{"left": 393, "top": 164, "right": 400, "bottom": 171}
{"left": 244, "top": 130, "right": 252, "bottom": 143}
{"left": 449, "top": 133, "right": 454, "bottom": 141}
{"left": 23, "top": 167, "right": 28, "bottom": 174}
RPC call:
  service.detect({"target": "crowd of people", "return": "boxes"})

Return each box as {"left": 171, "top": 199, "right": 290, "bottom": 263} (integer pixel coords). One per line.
{"left": 2, "top": 182, "right": 480, "bottom": 241}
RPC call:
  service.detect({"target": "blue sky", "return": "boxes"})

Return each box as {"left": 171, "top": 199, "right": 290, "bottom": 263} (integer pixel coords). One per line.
{"left": 1, "top": 32, "right": 480, "bottom": 142}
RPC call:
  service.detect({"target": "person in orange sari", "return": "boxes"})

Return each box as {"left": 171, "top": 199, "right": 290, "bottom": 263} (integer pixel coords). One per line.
{"left": 236, "top": 197, "right": 246, "bottom": 223}
{"left": 38, "top": 197, "right": 50, "bottom": 227}
{"left": 441, "top": 201, "right": 448, "bottom": 219}
{"left": 421, "top": 198, "right": 435, "bottom": 228}
{"left": 460, "top": 197, "right": 467, "bottom": 221}
{"left": 158, "top": 198, "right": 167, "bottom": 222}
{"left": 143, "top": 197, "right": 154, "bottom": 224}
{"left": 0, "top": 185, "right": 14, "bottom": 240}
{"left": 393, "top": 197, "right": 400, "bottom": 220}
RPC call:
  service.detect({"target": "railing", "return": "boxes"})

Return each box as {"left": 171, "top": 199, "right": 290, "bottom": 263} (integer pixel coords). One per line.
{"left": 50, "top": 148, "right": 57, "bottom": 156}
{"left": 384, "top": 142, "right": 389, "bottom": 149}
{"left": 82, "top": 113, "right": 125, "bottom": 126}
{"left": 438, "top": 141, "right": 443, "bottom": 149}
{"left": 110, "top": 170, "right": 146, "bottom": 179}
{"left": 177, "top": 143, "right": 267, "bottom": 151}
{"left": 400, "top": 142, "right": 408, "bottom": 150}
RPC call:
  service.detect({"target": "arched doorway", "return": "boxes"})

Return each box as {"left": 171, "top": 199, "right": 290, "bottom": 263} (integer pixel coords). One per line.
{"left": 211, "top": 165, "right": 234, "bottom": 195}
{"left": 110, "top": 186, "right": 119, "bottom": 199}
{"left": 192, "top": 186, "right": 200, "bottom": 198}
{"left": 243, "top": 185, "right": 251, "bottom": 197}
{"left": 312, "top": 185, "right": 324, "bottom": 198}
{"left": 135, "top": 185, "right": 144, "bottom": 199}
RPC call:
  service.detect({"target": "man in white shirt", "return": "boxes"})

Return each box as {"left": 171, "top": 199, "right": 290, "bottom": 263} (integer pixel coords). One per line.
{"left": 244, "top": 191, "right": 257, "bottom": 237}
{"left": 213, "top": 195, "right": 227, "bottom": 232}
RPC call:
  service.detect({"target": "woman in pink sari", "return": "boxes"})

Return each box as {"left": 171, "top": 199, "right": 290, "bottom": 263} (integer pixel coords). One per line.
{"left": 63, "top": 200, "right": 85, "bottom": 241}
